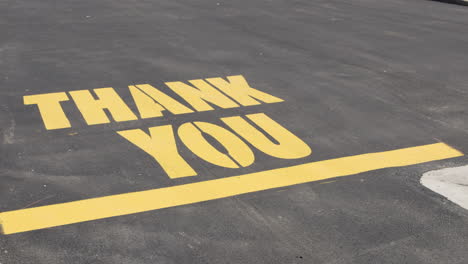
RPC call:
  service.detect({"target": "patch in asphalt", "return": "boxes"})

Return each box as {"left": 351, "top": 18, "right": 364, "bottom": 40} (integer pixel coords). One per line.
{"left": 421, "top": 165, "right": 468, "bottom": 210}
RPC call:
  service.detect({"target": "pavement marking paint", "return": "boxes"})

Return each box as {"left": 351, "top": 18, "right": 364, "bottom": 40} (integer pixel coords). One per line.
{"left": 23, "top": 75, "right": 284, "bottom": 130}
{"left": 0, "top": 142, "right": 462, "bottom": 235}
{"left": 117, "top": 113, "right": 314, "bottom": 179}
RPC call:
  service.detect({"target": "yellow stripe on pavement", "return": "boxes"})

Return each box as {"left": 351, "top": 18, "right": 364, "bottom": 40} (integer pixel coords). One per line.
{"left": 0, "top": 142, "right": 462, "bottom": 235}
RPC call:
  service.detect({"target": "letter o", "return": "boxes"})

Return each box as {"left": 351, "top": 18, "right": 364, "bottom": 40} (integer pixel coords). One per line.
{"left": 178, "top": 121, "right": 255, "bottom": 168}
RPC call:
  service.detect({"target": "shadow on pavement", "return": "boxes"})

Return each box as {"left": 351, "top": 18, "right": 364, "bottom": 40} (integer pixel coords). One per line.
{"left": 430, "top": 0, "right": 468, "bottom": 6}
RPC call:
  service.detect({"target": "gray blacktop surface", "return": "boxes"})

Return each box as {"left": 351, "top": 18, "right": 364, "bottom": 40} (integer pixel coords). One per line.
{"left": 1, "top": 0, "right": 468, "bottom": 263}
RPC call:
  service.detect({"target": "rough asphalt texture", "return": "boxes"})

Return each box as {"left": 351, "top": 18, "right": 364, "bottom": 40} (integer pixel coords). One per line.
{"left": 1, "top": 0, "right": 468, "bottom": 263}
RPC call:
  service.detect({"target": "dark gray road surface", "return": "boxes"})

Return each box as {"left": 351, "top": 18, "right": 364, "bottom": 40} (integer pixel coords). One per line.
{"left": 1, "top": 0, "right": 468, "bottom": 263}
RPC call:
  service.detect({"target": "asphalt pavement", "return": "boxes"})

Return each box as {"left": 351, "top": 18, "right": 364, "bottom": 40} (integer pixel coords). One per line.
{"left": 1, "top": 0, "right": 468, "bottom": 263}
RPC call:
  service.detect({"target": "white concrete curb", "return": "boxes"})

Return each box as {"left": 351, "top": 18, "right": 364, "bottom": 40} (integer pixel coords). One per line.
{"left": 421, "top": 165, "right": 468, "bottom": 210}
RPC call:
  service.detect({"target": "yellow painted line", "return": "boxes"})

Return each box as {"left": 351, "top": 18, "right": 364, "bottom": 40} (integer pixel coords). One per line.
{"left": 0, "top": 142, "right": 462, "bottom": 235}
